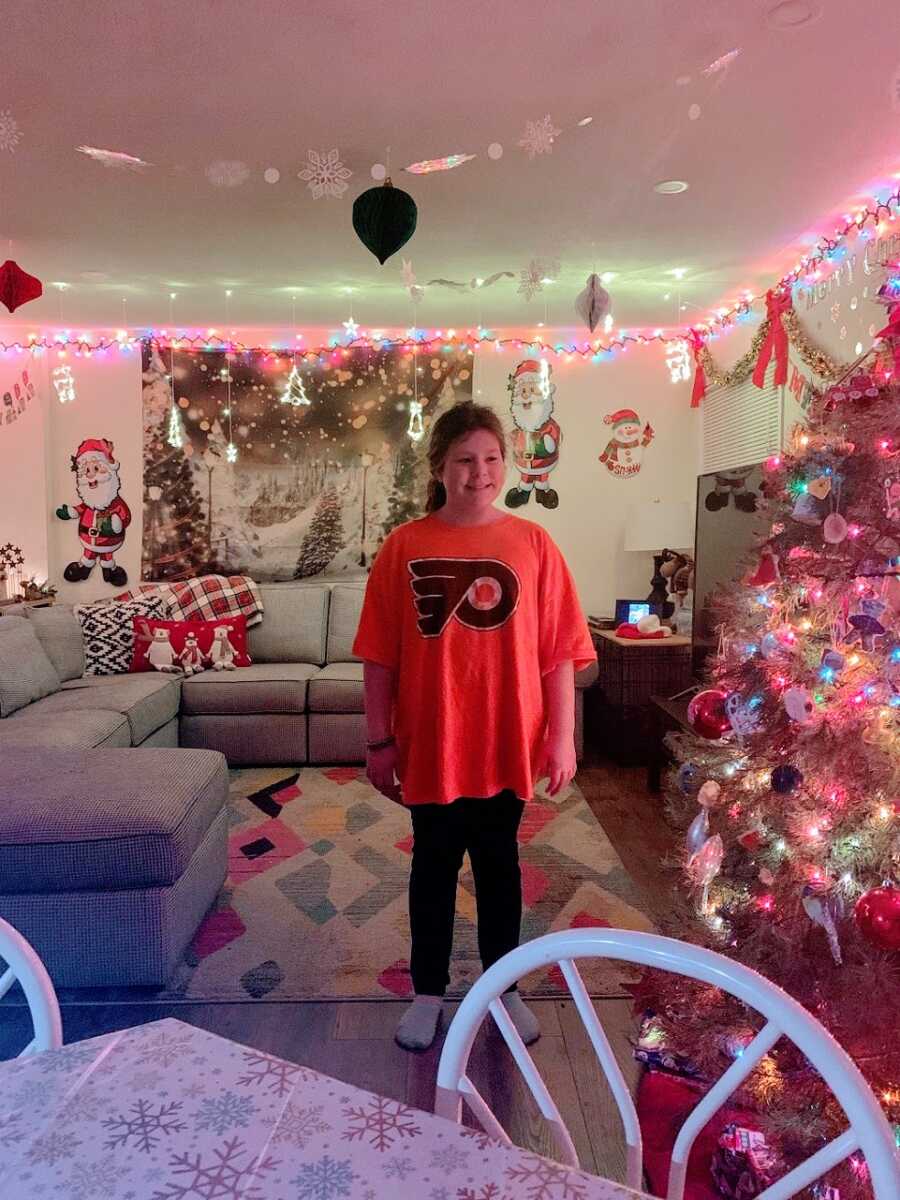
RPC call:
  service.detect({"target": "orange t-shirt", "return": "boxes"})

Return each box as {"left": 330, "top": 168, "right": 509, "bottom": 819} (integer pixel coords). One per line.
{"left": 352, "top": 512, "right": 596, "bottom": 805}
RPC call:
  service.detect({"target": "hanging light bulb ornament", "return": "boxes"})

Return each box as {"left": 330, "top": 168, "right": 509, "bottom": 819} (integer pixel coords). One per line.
{"left": 688, "top": 834, "right": 724, "bottom": 914}
{"left": 686, "top": 807, "right": 710, "bottom": 855}
{"left": 352, "top": 177, "right": 418, "bottom": 264}
{"left": 280, "top": 363, "right": 310, "bottom": 406}
{"left": 801, "top": 883, "right": 843, "bottom": 965}
{"left": 574, "top": 273, "right": 610, "bottom": 333}
{"left": 677, "top": 762, "right": 702, "bottom": 796}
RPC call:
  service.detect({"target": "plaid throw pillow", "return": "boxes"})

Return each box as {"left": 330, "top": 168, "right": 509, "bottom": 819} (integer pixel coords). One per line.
{"left": 74, "top": 596, "right": 167, "bottom": 675}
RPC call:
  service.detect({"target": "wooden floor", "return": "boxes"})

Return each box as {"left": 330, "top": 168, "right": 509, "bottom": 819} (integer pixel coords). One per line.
{"left": 1, "top": 754, "right": 677, "bottom": 1183}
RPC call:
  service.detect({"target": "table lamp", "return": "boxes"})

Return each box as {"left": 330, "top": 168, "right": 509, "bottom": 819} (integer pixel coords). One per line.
{"left": 624, "top": 499, "right": 695, "bottom": 614}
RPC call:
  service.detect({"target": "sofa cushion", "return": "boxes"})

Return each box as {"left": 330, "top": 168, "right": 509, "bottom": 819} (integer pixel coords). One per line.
{"left": 248, "top": 583, "right": 329, "bottom": 665}
{"left": 0, "top": 616, "right": 61, "bottom": 717}
{"left": 307, "top": 662, "right": 365, "bottom": 713}
{"left": 180, "top": 662, "right": 318, "bottom": 715}
{"left": 1, "top": 707, "right": 130, "bottom": 749}
{"left": 34, "top": 673, "right": 181, "bottom": 744}
{"left": 326, "top": 584, "right": 365, "bottom": 664}
{"left": 24, "top": 603, "right": 85, "bottom": 681}
{"left": 74, "top": 596, "right": 167, "bottom": 675}
{"left": 0, "top": 748, "right": 228, "bottom": 892}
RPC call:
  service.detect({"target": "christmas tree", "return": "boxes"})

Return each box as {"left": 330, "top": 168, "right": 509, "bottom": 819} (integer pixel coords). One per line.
{"left": 294, "top": 487, "right": 344, "bottom": 578}
{"left": 382, "top": 436, "right": 423, "bottom": 539}
{"left": 141, "top": 348, "right": 208, "bottom": 579}
{"left": 648, "top": 353, "right": 900, "bottom": 1198}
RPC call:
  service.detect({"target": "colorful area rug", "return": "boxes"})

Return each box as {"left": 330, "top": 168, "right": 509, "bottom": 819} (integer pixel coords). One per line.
{"left": 156, "top": 766, "right": 655, "bottom": 1002}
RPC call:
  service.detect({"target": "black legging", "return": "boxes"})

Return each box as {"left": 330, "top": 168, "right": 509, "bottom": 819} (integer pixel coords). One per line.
{"left": 408, "top": 790, "right": 524, "bottom": 997}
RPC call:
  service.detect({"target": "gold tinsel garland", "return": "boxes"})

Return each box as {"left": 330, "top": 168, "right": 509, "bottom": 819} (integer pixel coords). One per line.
{"left": 697, "top": 308, "right": 845, "bottom": 390}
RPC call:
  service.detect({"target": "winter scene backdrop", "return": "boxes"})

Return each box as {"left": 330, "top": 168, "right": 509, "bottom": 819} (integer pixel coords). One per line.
{"left": 140, "top": 341, "right": 474, "bottom": 581}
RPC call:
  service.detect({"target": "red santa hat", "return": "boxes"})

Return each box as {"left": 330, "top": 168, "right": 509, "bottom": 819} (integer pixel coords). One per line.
{"left": 604, "top": 408, "right": 640, "bottom": 429}
{"left": 511, "top": 359, "right": 542, "bottom": 380}
{"left": 71, "top": 437, "right": 117, "bottom": 470}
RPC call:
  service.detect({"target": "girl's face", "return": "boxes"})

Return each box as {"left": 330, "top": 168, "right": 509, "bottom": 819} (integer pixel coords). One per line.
{"left": 437, "top": 429, "right": 505, "bottom": 514}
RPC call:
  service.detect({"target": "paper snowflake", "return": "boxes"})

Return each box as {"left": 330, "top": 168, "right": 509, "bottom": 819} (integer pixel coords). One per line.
{"left": 518, "top": 114, "right": 560, "bottom": 158}
{"left": 518, "top": 258, "right": 559, "bottom": 301}
{"left": 0, "top": 109, "right": 22, "bottom": 153}
{"left": 299, "top": 149, "right": 352, "bottom": 199}
{"left": 205, "top": 160, "right": 250, "bottom": 188}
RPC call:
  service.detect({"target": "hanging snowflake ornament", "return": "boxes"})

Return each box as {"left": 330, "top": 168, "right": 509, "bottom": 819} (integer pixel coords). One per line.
{"left": 0, "top": 109, "right": 22, "bottom": 154}
{"left": 52, "top": 364, "right": 76, "bottom": 403}
{"left": 205, "top": 159, "right": 250, "bottom": 188}
{"left": 225, "top": 442, "right": 238, "bottom": 463}
{"left": 518, "top": 258, "right": 559, "bottom": 301}
{"left": 299, "top": 148, "right": 352, "bottom": 199}
{"left": 518, "top": 114, "right": 561, "bottom": 158}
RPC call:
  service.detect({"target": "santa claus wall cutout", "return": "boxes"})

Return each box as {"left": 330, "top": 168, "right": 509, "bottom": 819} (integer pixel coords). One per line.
{"left": 505, "top": 358, "right": 562, "bottom": 509}
{"left": 56, "top": 437, "right": 132, "bottom": 586}
{"left": 599, "top": 408, "right": 654, "bottom": 478}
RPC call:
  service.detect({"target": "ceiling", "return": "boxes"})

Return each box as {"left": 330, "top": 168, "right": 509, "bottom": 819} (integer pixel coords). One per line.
{"left": 3, "top": 0, "right": 899, "bottom": 335}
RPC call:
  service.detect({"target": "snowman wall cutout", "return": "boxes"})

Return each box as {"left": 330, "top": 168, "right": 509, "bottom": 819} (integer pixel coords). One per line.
{"left": 599, "top": 409, "right": 654, "bottom": 478}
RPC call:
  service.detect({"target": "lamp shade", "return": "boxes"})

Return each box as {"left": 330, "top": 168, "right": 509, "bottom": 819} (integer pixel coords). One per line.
{"left": 624, "top": 499, "right": 695, "bottom": 552}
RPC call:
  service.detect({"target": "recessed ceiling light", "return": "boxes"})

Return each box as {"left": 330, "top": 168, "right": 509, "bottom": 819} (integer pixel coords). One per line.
{"left": 654, "top": 179, "right": 689, "bottom": 194}
{"left": 767, "top": 1, "right": 821, "bottom": 28}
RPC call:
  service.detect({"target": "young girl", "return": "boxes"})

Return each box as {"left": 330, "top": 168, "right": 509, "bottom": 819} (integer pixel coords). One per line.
{"left": 353, "top": 401, "right": 595, "bottom": 1051}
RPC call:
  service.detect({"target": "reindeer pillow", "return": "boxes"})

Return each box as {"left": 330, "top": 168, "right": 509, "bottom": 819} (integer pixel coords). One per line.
{"left": 129, "top": 615, "right": 251, "bottom": 674}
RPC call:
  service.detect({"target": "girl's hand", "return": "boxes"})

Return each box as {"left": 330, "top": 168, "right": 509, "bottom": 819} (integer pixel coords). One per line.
{"left": 538, "top": 732, "right": 577, "bottom": 798}
{"left": 366, "top": 742, "right": 404, "bottom": 806}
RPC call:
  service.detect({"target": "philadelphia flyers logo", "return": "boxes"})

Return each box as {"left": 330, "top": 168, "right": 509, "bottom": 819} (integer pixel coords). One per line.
{"left": 408, "top": 558, "right": 521, "bottom": 637}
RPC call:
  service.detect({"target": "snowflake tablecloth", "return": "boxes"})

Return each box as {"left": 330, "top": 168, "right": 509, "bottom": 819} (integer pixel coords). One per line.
{"left": 0, "top": 1018, "right": 650, "bottom": 1199}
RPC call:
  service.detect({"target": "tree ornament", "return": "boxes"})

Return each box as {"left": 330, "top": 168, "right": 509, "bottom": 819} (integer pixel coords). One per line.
{"left": 725, "top": 692, "right": 762, "bottom": 739}
{"left": 686, "top": 808, "right": 710, "bottom": 856}
{"left": 846, "top": 598, "right": 887, "bottom": 651}
{"left": 738, "top": 829, "right": 763, "bottom": 851}
{"left": 823, "top": 512, "right": 848, "bottom": 544}
{"left": 807, "top": 475, "right": 832, "bottom": 500}
{"left": 801, "top": 883, "right": 843, "bottom": 965}
{"left": 0, "top": 259, "right": 42, "bottom": 313}
{"left": 760, "top": 631, "right": 782, "bottom": 660}
{"left": 352, "top": 178, "right": 417, "bottom": 264}
{"left": 574, "top": 273, "right": 610, "bottom": 333}
{"left": 688, "top": 833, "right": 724, "bottom": 913}
{"left": 677, "top": 762, "right": 701, "bottom": 796}
{"left": 784, "top": 686, "right": 816, "bottom": 724}
{"left": 747, "top": 547, "right": 780, "bottom": 588}
{"left": 771, "top": 764, "right": 803, "bottom": 794}
{"left": 687, "top": 688, "right": 732, "bottom": 740}
{"left": 697, "top": 780, "right": 722, "bottom": 808}
{"left": 855, "top": 884, "right": 900, "bottom": 951}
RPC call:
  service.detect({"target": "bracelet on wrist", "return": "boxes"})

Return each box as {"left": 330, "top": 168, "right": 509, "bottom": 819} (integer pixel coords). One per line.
{"left": 366, "top": 735, "right": 396, "bottom": 752}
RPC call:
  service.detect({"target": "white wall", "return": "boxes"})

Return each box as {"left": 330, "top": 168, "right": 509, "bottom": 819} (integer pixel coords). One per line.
{"left": 473, "top": 342, "right": 700, "bottom": 618}
{"left": 0, "top": 354, "right": 51, "bottom": 596}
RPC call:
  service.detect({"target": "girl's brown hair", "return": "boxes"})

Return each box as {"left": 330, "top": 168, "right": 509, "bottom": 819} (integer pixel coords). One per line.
{"left": 425, "top": 401, "right": 507, "bottom": 513}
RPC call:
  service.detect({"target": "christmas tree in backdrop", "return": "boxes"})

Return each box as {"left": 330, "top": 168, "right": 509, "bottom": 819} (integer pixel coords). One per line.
{"left": 141, "top": 348, "right": 208, "bottom": 579}
{"left": 294, "top": 487, "right": 344, "bottom": 578}
{"left": 647, "top": 348, "right": 900, "bottom": 1198}
{"left": 382, "top": 435, "right": 422, "bottom": 539}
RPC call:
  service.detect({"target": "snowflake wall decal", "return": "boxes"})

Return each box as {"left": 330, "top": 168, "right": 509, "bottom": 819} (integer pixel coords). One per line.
{"left": 0, "top": 109, "right": 22, "bottom": 153}
{"left": 299, "top": 149, "right": 353, "bottom": 199}
{"left": 518, "top": 115, "right": 560, "bottom": 158}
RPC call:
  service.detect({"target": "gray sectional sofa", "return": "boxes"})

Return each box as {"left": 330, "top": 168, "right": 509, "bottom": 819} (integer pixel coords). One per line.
{"left": 0, "top": 579, "right": 597, "bottom": 987}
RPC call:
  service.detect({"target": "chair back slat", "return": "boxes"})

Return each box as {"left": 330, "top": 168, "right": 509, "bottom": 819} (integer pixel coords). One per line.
{"left": 0, "top": 918, "right": 62, "bottom": 1060}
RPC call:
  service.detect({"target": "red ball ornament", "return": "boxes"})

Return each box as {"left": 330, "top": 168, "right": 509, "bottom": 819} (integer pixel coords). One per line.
{"left": 687, "top": 688, "right": 732, "bottom": 740}
{"left": 855, "top": 885, "right": 900, "bottom": 951}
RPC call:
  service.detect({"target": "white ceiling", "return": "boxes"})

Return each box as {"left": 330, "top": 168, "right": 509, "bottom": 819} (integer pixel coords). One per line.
{"left": 3, "top": 0, "right": 899, "bottom": 334}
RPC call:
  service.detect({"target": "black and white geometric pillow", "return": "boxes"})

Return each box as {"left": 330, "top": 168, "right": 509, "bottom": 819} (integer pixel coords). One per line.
{"left": 74, "top": 596, "right": 167, "bottom": 676}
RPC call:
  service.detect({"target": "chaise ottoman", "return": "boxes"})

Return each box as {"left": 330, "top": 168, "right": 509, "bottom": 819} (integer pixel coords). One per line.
{"left": 0, "top": 748, "right": 229, "bottom": 987}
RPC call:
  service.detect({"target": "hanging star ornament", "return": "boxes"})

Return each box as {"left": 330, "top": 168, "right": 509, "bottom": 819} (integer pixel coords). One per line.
{"left": 342, "top": 319, "right": 360, "bottom": 340}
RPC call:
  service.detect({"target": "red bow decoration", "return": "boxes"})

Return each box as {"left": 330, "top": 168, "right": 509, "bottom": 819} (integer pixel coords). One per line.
{"left": 876, "top": 303, "right": 900, "bottom": 373}
{"left": 752, "top": 289, "right": 791, "bottom": 389}
{"left": 0, "top": 260, "right": 43, "bottom": 313}
{"left": 688, "top": 329, "right": 707, "bottom": 408}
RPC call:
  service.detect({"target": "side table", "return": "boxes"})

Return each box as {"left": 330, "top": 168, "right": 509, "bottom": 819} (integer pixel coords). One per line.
{"left": 586, "top": 631, "right": 693, "bottom": 766}
{"left": 647, "top": 693, "right": 693, "bottom": 793}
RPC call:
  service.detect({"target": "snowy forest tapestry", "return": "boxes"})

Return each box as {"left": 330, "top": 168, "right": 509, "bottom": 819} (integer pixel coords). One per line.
{"left": 140, "top": 341, "right": 474, "bottom": 581}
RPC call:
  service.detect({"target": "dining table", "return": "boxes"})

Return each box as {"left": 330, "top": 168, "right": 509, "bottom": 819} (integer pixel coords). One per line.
{"left": 0, "top": 1017, "right": 655, "bottom": 1199}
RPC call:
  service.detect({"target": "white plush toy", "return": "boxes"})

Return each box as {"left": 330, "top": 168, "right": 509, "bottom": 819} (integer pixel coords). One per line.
{"left": 636, "top": 613, "right": 672, "bottom": 637}
{"left": 179, "top": 632, "right": 206, "bottom": 676}
{"left": 210, "top": 625, "right": 238, "bottom": 671}
{"left": 145, "top": 627, "right": 181, "bottom": 672}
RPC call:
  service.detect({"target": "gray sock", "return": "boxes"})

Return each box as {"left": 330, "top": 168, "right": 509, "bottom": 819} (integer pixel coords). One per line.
{"left": 500, "top": 992, "right": 541, "bottom": 1045}
{"left": 395, "top": 994, "right": 443, "bottom": 1051}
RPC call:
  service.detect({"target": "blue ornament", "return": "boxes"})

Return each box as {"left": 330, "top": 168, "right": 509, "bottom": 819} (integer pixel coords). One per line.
{"left": 677, "top": 763, "right": 701, "bottom": 796}
{"left": 771, "top": 764, "right": 803, "bottom": 794}
{"left": 760, "top": 632, "right": 781, "bottom": 660}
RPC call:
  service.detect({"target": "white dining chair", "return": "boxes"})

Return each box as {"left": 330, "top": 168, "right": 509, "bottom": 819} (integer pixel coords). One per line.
{"left": 435, "top": 928, "right": 900, "bottom": 1200}
{"left": 0, "top": 916, "right": 63, "bottom": 1058}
